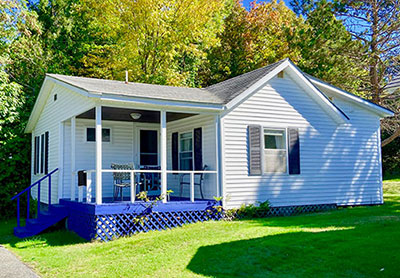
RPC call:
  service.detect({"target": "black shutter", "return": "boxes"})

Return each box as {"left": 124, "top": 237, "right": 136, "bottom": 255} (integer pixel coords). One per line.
{"left": 34, "top": 136, "right": 38, "bottom": 175}
{"left": 288, "top": 128, "right": 301, "bottom": 175}
{"left": 40, "top": 134, "right": 44, "bottom": 174}
{"left": 45, "top": 131, "right": 49, "bottom": 174}
{"left": 172, "top": 132, "right": 179, "bottom": 171}
{"left": 36, "top": 136, "right": 40, "bottom": 174}
{"left": 194, "top": 127, "right": 203, "bottom": 170}
{"left": 248, "top": 125, "right": 262, "bottom": 175}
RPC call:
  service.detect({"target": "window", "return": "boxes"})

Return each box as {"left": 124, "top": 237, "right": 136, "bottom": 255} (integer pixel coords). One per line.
{"left": 34, "top": 131, "right": 49, "bottom": 175}
{"left": 179, "top": 132, "right": 193, "bottom": 170}
{"left": 264, "top": 129, "right": 287, "bottom": 173}
{"left": 86, "top": 128, "right": 111, "bottom": 142}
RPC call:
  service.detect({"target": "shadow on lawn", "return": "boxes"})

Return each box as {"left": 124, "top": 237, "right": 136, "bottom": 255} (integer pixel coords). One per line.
{"left": 187, "top": 224, "right": 400, "bottom": 278}
{"left": 187, "top": 199, "right": 400, "bottom": 278}
{"left": 0, "top": 219, "right": 85, "bottom": 248}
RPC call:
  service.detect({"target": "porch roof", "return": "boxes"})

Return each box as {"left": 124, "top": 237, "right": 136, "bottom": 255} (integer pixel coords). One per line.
{"left": 47, "top": 74, "right": 223, "bottom": 104}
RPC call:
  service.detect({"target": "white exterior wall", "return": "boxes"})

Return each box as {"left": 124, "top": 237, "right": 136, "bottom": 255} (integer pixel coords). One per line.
{"left": 222, "top": 73, "right": 382, "bottom": 208}
{"left": 31, "top": 84, "right": 95, "bottom": 204}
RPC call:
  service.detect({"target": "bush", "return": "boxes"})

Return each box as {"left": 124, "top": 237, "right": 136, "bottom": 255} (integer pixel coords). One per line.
{"left": 227, "top": 200, "right": 270, "bottom": 219}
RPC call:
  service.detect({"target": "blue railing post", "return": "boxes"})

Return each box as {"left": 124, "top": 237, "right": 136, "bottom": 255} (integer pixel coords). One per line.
{"left": 17, "top": 197, "right": 20, "bottom": 228}
{"left": 11, "top": 168, "right": 58, "bottom": 225}
{"left": 27, "top": 189, "right": 30, "bottom": 220}
{"left": 48, "top": 175, "right": 51, "bottom": 208}
{"left": 37, "top": 181, "right": 41, "bottom": 216}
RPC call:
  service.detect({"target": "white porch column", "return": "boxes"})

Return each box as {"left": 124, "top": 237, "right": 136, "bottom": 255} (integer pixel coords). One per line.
{"left": 215, "top": 115, "right": 220, "bottom": 197}
{"left": 70, "top": 116, "right": 76, "bottom": 201}
{"left": 160, "top": 110, "right": 167, "bottom": 203}
{"left": 95, "top": 105, "right": 103, "bottom": 204}
{"left": 58, "top": 121, "right": 64, "bottom": 200}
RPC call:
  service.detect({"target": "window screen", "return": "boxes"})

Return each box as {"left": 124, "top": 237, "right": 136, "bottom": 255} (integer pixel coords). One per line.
{"left": 86, "top": 128, "right": 111, "bottom": 142}
{"left": 264, "top": 129, "right": 287, "bottom": 173}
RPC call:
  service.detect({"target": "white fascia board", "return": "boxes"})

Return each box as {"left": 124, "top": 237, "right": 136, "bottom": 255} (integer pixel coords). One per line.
{"left": 97, "top": 93, "right": 225, "bottom": 113}
{"left": 25, "top": 78, "right": 55, "bottom": 133}
{"left": 309, "top": 77, "right": 394, "bottom": 118}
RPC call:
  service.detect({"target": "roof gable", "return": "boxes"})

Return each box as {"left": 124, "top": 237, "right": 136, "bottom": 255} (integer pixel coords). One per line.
{"left": 220, "top": 59, "right": 350, "bottom": 124}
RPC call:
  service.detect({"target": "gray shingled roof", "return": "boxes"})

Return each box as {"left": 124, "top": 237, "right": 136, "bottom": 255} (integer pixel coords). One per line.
{"left": 47, "top": 59, "right": 286, "bottom": 105}
{"left": 205, "top": 59, "right": 287, "bottom": 103}
{"left": 47, "top": 74, "right": 223, "bottom": 104}
{"left": 387, "top": 75, "right": 400, "bottom": 90}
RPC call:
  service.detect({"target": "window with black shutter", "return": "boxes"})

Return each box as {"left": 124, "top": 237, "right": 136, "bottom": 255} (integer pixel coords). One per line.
{"left": 40, "top": 134, "right": 44, "bottom": 174}
{"left": 45, "top": 131, "right": 49, "bottom": 174}
{"left": 34, "top": 136, "right": 38, "bottom": 175}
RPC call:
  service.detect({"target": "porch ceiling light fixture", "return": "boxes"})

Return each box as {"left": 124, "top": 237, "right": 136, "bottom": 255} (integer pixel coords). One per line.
{"left": 130, "top": 112, "right": 142, "bottom": 120}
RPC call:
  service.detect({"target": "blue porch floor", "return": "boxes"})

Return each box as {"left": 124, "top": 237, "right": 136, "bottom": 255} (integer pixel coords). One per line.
{"left": 59, "top": 197, "right": 221, "bottom": 241}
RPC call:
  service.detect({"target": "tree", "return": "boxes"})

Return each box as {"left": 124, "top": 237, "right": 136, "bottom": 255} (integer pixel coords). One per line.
{"left": 0, "top": 0, "right": 43, "bottom": 217}
{"left": 203, "top": 0, "right": 306, "bottom": 86}
{"left": 81, "top": 0, "right": 229, "bottom": 87}
{"left": 292, "top": 0, "right": 368, "bottom": 94}
{"left": 337, "top": 0, "right": 400, "bottom": 147}
{"left": 245, "top": 0, "right": 305, "bottom": 68}
{"left": 293, "top": 0, "right": 400, "bottom": 147}
{"left": 201, "top": 0, "right": 249, "bottom": 85}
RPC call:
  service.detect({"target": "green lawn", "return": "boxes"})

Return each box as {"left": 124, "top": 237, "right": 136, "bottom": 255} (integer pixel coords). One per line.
{"left": 1, "top": 183, "right": 400, "bottom": 278}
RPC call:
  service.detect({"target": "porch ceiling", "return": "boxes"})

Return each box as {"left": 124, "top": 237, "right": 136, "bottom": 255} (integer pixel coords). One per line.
{"left": 77, "top": 106, "right": 196, "bottom": 123}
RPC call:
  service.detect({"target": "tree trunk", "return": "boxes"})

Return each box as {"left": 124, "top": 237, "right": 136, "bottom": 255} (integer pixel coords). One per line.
{"left": 382, "top": 126, "right": 400, "bottom": 147}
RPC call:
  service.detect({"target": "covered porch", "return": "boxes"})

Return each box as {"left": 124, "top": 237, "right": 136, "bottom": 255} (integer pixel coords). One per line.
{"left": 59, "top": 104, "right": 221, "bottom": 206}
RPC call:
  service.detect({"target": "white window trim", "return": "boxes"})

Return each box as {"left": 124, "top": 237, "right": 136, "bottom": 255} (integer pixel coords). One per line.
{"left": 178, "top": 129, "right": 194, "bottom": 171}
{"left": 84, "top": 126, "right": 112, "bottom": 144}
{"left": 262, "top": 127, "right": 289, "bottom": 175}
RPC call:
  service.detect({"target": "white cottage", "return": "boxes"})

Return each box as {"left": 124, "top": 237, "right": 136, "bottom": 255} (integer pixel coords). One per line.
{"left": 12, "top": 59, "right": 394, "bottom": 240}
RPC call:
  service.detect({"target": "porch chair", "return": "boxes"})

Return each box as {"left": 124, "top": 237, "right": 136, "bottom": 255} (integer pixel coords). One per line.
{"left": 179, "top": 165, "right": 208, "bottom": 199}
{"left": 140, "top": 165, "right": 161, "bottom": 192}
{"left": 111, "top": 163, "right": 136, "bottom": 201}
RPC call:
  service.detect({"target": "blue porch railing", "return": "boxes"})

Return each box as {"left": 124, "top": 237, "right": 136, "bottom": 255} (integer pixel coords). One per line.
{"left": 11, "top": 168, "right": 59, "bottom": 228}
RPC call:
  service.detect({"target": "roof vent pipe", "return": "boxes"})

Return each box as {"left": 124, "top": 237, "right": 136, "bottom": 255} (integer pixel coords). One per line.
{"left": 125, "top": 70, "right": 128, "bottom": 84}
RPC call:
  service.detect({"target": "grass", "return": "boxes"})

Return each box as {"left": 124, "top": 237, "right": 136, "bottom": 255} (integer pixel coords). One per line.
{"left": 1, "top": 183, "right": 400, "bottom": 278}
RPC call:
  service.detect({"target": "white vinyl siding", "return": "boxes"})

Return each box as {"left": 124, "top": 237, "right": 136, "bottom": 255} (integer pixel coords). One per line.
{"left": 222, "top": 72, "right": 382, "bottom": 208}
{"left": 31, "top": 84, "right": 95, "bottom": 204}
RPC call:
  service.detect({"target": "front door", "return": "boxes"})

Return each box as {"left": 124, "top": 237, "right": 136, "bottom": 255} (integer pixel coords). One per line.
{"left": 139, "top": 129, "right": 158, "bottom": 166}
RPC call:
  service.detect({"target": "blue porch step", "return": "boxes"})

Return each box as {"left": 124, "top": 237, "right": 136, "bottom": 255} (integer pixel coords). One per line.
{"left": 14, "top": 205, "right": 69, "bottom": 238}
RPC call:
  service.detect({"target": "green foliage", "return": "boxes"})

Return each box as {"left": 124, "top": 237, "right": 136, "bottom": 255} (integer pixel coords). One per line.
{"left": 81, "top": 0, "right": 229, "bottom": 86}
{"left": 293, "top": 0, "right": 368, "bottom": 94}
{"left": 133, "top": 191, "right": 165, "bottom": 225}
{"left": 0, "top": 71, "right": 30, "bottom": 219}
{"left": 229, "top": 200, "right": 271, "bottom": 219}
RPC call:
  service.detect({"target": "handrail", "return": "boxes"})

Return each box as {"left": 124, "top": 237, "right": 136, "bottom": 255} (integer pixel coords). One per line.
{"left": 11, "top": 168, "right": 59, "bottom": 200}
{"left": 11, "top": 168, "right": 59, "bottom": 228}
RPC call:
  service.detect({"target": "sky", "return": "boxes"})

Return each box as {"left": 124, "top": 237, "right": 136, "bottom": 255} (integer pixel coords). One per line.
{"left": 241, "top": 0, "right": 294, "bottom": 10}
